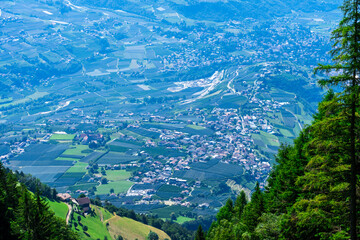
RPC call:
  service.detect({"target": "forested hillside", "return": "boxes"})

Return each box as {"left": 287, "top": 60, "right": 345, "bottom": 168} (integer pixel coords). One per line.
{"left": 0, "top": 163, "right": 79, "bottom": 240}
{"left": 203, "top": 0, "right": 360, "bottom": 239}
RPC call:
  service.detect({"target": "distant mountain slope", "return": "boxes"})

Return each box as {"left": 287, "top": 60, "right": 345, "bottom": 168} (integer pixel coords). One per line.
{"left": 172, "top": 0, "right": 341, "bottom": 21}
{"left": 72, "top": 0, "right": 341, "bottom": 21}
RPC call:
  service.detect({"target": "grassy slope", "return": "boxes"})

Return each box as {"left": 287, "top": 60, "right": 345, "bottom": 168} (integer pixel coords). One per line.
{"left": 107, "top": 215, "right": 171, "bottom": 240}
{"left": 72, "top": 208, "right": 113, "bottom": 240}
{"left": 48, "top": 203, "right": 170, "bottom": 240}
{"left": 47, "top": 199, "right": 69, "bottom": 219}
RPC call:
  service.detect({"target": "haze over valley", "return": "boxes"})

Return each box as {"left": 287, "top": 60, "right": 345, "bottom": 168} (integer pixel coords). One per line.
{"left": 0, "top": 0, "right": 342, "bottom": 229}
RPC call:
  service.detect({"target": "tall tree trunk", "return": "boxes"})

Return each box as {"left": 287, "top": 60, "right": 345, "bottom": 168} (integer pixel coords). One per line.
{"left": 350, "top": 2, "right": 358, "bottom": 238}
{"left": 350, "top": 83, "right": 357, "bottom": 240}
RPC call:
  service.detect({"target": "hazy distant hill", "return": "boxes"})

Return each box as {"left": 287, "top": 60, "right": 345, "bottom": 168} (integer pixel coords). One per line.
{"left": 173, "top": 0, "right": 341, "bottom": 21}
{"left": 73, "top": 0, "right": 342, "bottom": 21}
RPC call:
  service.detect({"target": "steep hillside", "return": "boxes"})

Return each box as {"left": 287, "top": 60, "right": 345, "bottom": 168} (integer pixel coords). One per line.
{"left": 106, "top": 215, "right": 170, "bottom": 240}
{"left": 48, "top": 201, "right": 171, "bottom": 240}
{"left": 0, "top": 164, "right": 78, "bottom": 240}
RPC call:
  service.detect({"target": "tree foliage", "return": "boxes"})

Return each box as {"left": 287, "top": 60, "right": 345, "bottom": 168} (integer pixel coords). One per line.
{"left": 0, "top": 163, "right": 79, "bottom": 240}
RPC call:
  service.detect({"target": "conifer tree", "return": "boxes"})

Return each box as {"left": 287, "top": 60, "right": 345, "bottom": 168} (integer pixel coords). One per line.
{"left": 315, "top": 0, "right": 360, "bottom": 238}
{"left": 216, "top": 198, "right": 234, "bottom": 222}
{"left": 194, "top": 225, "right": 206, "bottom": 240}
{"left": 234, "top": 190, "right": 247, "bottom": 219}
{"left": 241, "top": 182, "right": 264, "bottom": 232}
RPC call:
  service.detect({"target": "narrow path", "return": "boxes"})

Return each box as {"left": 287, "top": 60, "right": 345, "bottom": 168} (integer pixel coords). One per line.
{"left": 66, "top": 203, "right": 72, "bottom": 224}
{"left": 99, "top": 208, "right": 104, "bottom": 222}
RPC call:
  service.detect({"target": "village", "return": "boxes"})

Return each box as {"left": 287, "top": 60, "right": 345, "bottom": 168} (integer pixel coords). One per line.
{"left": 0, "top": 1, "right": 324, "bottom": 217}
{"left": 0, "top": 62, "right": 306, "bottom": 214}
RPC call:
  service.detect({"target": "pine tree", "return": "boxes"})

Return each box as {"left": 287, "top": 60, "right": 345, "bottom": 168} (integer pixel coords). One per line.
{"left": 241, "top": 182, "right": 264, "bottom": 232}
{"left": 0, "top": 164, "right": 19, "bottom": 240}
{"left": 194, "top": 225, "right": 206, "bottom": 240}
{"left": 216, "top": 198, "right": 234, "bottom": 222}
{"left": 234, "top": 191, "right": 247, "bottom": 219}
{"left": 315, "top": 0, "right": 360, "bottom": 238}
{"left": 264, "top": 130, "right": 309, "bottom": 214}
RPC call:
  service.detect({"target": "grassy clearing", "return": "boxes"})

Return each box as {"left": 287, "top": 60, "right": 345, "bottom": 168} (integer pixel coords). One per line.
{"left": 96, "top": 181, "right": 133, "bottom": 195}
{"left": 175, "top": 216, "right": 195, "bottom": 224}
{"left": 50, "top": 134, "right": 75, "bottom": 140}
{"left": 150, "top": 205, "right": 191, "bottom": 218}
{"left": 104, "top": 170, "right": 131, "bottom": 181}
{"left": 107, "top": 215, "right": 170, "bottom": 240}
{"left": 47, "top": 199, "right": 68, "bottom": 219}
{"left": 63, "top": 145, "right": 90, "bottom": 156}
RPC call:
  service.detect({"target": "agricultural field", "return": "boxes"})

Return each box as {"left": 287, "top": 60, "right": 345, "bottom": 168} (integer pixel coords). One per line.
{"left": 96, "top": 181, "right": 134, "bottom": 195}
{"left": 97, "top": 152, "right": 139, "bottom": 165}
{"left": 108, "top": 140, "right": 142, "bottom": 152}
{"left": 105, "top": 170, "right": 131, "bottom": 181}
{"left": 66, "top": 162, "right": 88, "bottom": 173}
{"left": 0, "top": 91, "right": 48, "bottom": 109}
{"left": 62, "top": 145, "right": 91, "bottom": 157}
{"left": 186, "top": 124, "right": 206, "bottom": 130}
{"left": 68, "top": 183, "right": 98, "bottom": 192}
{"left": 128, "top": 127, "right": 161, "bottom": 139}
{"left": 178, "top": 160, "right": 244, "bottom": 181}
{"left": 6, "top": 144, "right": 72, "bottom": 183}
{"left": 80, "top": 151, "right": 106, "bottom": 163}
{"left": 50, "top": 134, "right": 75, "bottom": 141}
{"left": 155, "top": 184, "right": 183, "bottom": 200}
